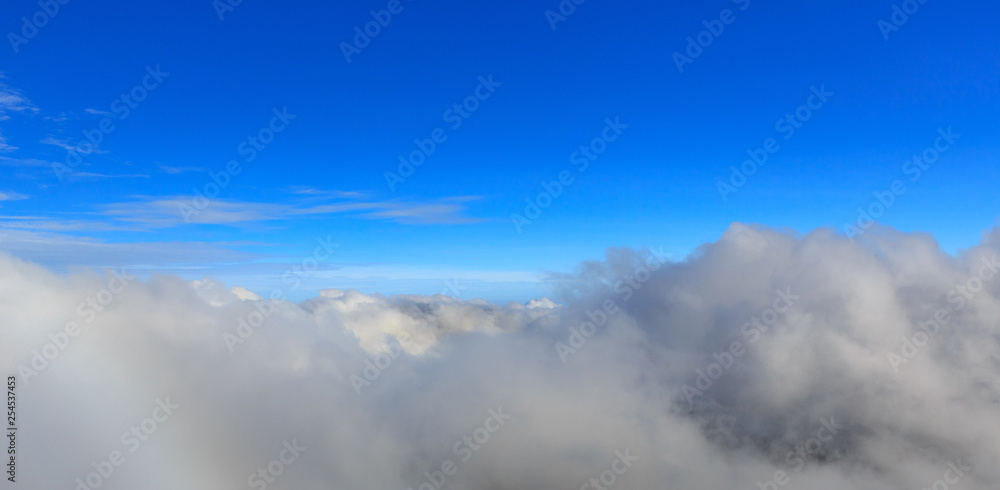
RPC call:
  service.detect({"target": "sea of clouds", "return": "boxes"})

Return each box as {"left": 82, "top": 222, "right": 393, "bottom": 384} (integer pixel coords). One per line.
{"left": 2, "top": 222, "right": 999, "bottom": 489}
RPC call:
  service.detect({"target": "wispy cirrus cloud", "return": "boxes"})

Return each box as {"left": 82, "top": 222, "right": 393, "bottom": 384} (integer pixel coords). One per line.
{"left": 0, "top": 77, "right": 38, "bottom": 152}
{"left": 0, "top": 76, "right": 38, "bottom": 117}
{"left": 100, "top": 193, "right": 487, "bottom": 227}
{"left": 0, "top": 227, "right": 261, "bottom": 270}
{"left": 288, "top": 186, "right": 370, "bottom": 200}
{"left": 84, "top": 108, "right": 113, "bottom": 116}
{"left": 0, "top": 215, "right": 136, "bottom": 232}
{"left": 103, "top": 197, "right": 285, "bottom": 227}
{"left": 365, "top": 204, "right": 486, "bottom": 224}
{"left": 158, "top": 164, "right": 207, "bottom": 174}
{"left": 0, "top": 227, "right": 541, "bottom": 300}
{"left": 67, "top": 171, "right": 149, "bottom": 179}
{"left": 40, "top": 136, "right": 109, "bottom": 154}
{"left": 0, "top": 155, "right": 60, "bottom": 168}
{"left": 0, "top": 133, "right": 14, "bottom": 152}
{"left": 0, "top": 191, "right": 28, "bottom": 201}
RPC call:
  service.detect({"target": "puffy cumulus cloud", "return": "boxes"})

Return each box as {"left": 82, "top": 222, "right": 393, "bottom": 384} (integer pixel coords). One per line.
{"left": 300, "top": 288, "right": 559, "bottom": 355}
{"left": 3, "top": 223, "right": 1000, "bottom": 489}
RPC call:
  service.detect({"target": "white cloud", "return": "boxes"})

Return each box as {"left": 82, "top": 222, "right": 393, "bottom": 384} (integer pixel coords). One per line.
{"left": 40, "top": 137, "right": 109, "bottom": 155}
{"left": 288, "top": 186, "right": 369, "bottom": 200}
{"left": 99, "top": 195, "right": 485, "bottom": 227}
{"left": 0, "top": 78, "right": 38, "bottom": 116}
{"left": 157, "top": 164, "right": 206, "bottom": 174}
{"left": 0, "top": 77, "right": 37, "bottom": 153}
{"left": 0, "top": 227, "right": 260, "bottom": 269}
{"left": 0, "top": 191, "right": 27, "bottom": 201}
{"left": 0, "top": 132, "right": 14, "bottom": 152}
{"left": 2, "top": 223, "right": 1000, "bottom": 488}
{"left": 0, "top": 156, "right": 54, "bottom": 167}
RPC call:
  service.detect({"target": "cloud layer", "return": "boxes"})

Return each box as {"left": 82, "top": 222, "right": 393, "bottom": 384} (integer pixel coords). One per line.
{"left": 3, "top": 223, "right": 1000, "bottom": 489}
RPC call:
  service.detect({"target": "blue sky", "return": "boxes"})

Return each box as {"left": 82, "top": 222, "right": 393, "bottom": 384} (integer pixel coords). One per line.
{"left": 1, "top": 0, "right": 998, "bottom": 301}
